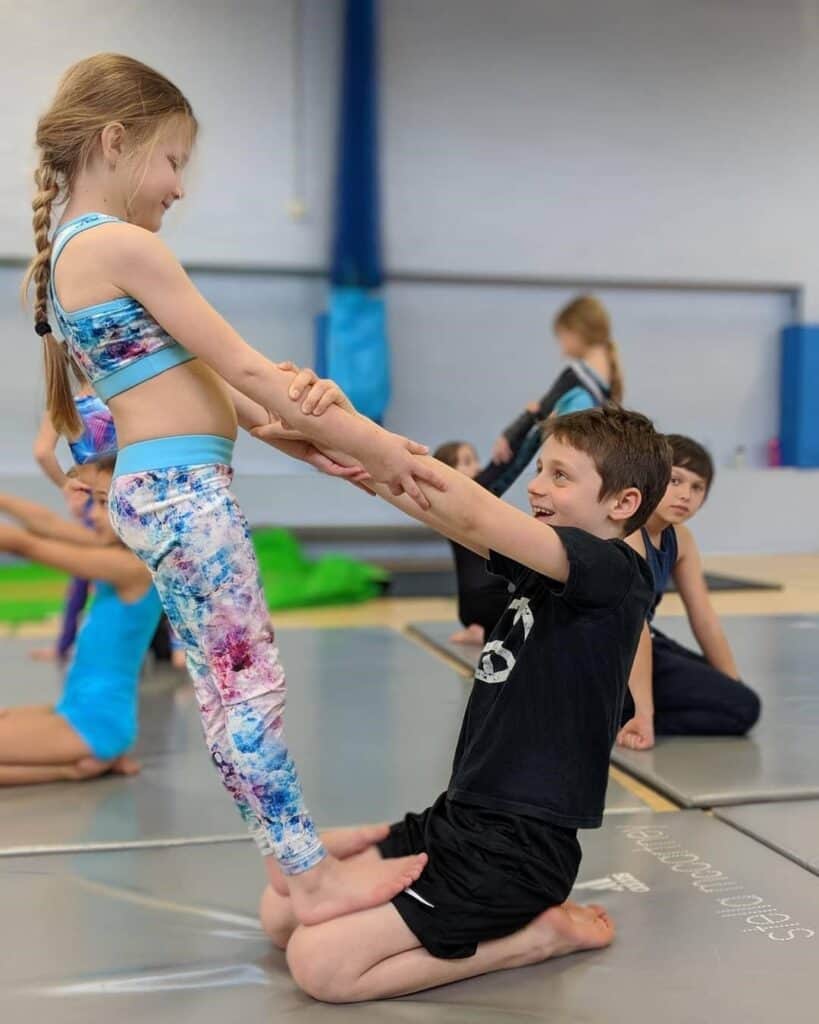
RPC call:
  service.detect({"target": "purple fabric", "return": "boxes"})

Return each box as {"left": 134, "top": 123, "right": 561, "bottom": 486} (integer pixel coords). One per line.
{"left": 56, "top": 577, "right": 90, "bottom": 658}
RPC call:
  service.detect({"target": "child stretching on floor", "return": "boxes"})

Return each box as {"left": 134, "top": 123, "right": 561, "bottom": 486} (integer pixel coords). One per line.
{"left": 617, "top": 435, "right": 761, "bottom": 750}
{"left": 0, "top": 456, "right": 162, "bottom": 785}
{"left": 255, "top": 406, "right": 671, "bottom": 1002}
{"left": 25, "top": 53, "right": 441, "bottom": 920}
{"left": 30, "top": 386, "right": 117, "bottom": 662}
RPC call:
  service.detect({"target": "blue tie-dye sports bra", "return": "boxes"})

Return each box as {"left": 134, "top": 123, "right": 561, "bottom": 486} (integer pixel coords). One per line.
{"left": 49, "top": 213, "right": 194, "bottom": 401}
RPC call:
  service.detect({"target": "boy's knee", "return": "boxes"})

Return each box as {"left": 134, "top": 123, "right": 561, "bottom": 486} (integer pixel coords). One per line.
{"left": 286, "top": 928, "right": 355, "bottom": 1004}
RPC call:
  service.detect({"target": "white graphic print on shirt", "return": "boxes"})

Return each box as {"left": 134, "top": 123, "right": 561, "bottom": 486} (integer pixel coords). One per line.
{"left": 475, "top": 597, "right": 534, "bottom": 684}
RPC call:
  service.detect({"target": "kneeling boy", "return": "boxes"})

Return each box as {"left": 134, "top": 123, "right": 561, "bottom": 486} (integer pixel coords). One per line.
{"left": 259, "top": 406, "right": 671, "bottom": 1002}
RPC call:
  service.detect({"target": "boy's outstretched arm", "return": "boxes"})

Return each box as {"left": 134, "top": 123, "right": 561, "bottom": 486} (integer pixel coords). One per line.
{"left": 366, "top": 456, "right": 571, "bottom": 582}
{"left": 0, "top": 494, "right": 97, "bottom": 546}
{"left": 672, "top": 525, "right": 740, "bottom": 679}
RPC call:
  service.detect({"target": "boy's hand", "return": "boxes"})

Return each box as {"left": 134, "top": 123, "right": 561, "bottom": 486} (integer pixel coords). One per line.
{"left": 363, "top": 436, "right": 446, "bottom": 511}
{"left": 277, "top": 361, "right": 356, "bottom": 417}
{"left": 616, "top": 713, "right": 655, "bottom": 751}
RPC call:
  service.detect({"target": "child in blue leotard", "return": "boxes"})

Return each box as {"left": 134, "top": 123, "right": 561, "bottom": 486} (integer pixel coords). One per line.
{"left": 24, "top": 53, "right": 441, "bottom": 922}
{"left": 0, "top": 457, "right": 162, "bottom": 785}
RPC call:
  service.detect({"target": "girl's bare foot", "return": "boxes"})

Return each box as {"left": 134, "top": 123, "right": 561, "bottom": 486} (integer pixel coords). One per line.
{"left": 171, "top": 649, "right": 187, "bottom": 670}
{"left": 266, "top": 822, "right": 391, "bottom": 894}
{"left": 68, "top": 754, "right": 141, "bottom": 781}
{"left": 523, "top": 900, "right": 615, "bottom": 964}
{"left": 449, "top": 624, "right": 485, "bottom": 646}
{"left": 29, "top": 647, "right": 59, "bottom": 662}
{"left": 286, "top": 851, "right": 428, "bottom": 927}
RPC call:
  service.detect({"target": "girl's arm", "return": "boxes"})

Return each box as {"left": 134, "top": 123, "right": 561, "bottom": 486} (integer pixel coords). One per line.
{"left": 0, "top": 523, "right": 148, "bottom": 589}
{"left": 32, "top": 412, "right": 68, "bottom": 489}
{"left": 672, "top": 525, "right": 740, "bottom": 679}
{"left": 225, "top": 380, "right": 367, "bottom": 483}
{"left": 0, "top": 494, "right": 97, "bottom": 546}
{"left": 107, "top": 227, "right": 444, "bottom": 509}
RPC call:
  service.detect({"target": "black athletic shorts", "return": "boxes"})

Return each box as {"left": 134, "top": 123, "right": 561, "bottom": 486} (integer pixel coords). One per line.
{"left": 377, "top": 792, "right": 581, "bottom": 959}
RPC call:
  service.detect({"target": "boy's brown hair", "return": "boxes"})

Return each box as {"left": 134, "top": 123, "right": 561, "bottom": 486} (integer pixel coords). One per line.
{"left": 666, "top": 434, "right": 715, "bottom": 496}
{"left": 544, "top": 407, "right": 671, "bottom": 534}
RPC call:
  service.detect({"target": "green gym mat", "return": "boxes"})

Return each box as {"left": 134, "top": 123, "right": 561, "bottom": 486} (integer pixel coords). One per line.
{"left": 0, "top": 527, "right": 387, "bottom": 625}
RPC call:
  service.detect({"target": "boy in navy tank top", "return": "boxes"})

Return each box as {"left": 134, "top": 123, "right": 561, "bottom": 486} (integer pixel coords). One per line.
{"left": 254, "top": 407, "right": 671, "bottom": 1002}
{"left": 618, "top": 435, "right": 761, "bottom": 749}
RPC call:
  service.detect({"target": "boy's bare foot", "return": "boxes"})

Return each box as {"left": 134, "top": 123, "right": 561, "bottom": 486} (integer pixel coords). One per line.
{"left": 449, "top": 624, "right": 485, "bottom": 646}
{"left": 524, "top": 900, "right": 615, "bottom": 964}
{"left": 286, "top": 851, "right": 428, "bottom": 927}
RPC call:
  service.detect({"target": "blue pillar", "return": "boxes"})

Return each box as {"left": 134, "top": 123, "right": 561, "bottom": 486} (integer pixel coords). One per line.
{"left": 780, "top": 324, "right": 819, "bottom": 466}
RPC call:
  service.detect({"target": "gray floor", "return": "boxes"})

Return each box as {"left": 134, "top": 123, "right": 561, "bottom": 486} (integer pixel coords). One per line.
{"left": 716, "top": 800, "right": 819, "bottom": 876}
{"left": 613, "top": 615, "right": 819, "bottom": 806}
{"left": 0, "top": 629, "right": 647, "bottom": 856}
{"left": 412, "top": 616, "right": 819, "bottom": 809}
{"left": 2, "top": 811, "right": 817, "bottom": 1022}
{"left": 407, "top": 620, "right": 482, "bottom": 673}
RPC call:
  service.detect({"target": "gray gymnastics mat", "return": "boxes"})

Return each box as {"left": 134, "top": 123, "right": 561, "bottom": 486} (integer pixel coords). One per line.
{"left": 389, "top": 568, "right": 780, "bottom": 598}
{"left": 406, "top": 620, "right": 482, "bottom": 673}
{"left": 0, "top": 628, "right": 647, "bottom": 855}
{"left": 612, "top": 615, "right": 819, "bottom": 807}
{"left": 716, "top": 800, "right": 819, "bottom": 877}
{"left": 0, "top": 628, "right": 466, "bottom": 853}
{"left": 2, "top": 811, "right": 817, "bottom": 1023}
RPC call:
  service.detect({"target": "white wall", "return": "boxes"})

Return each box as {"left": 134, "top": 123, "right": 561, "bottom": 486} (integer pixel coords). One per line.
{"left": 1, "top": 0, "right": 818, "bottom": 552}
{"left": 381, "top": 0, "right": 819, "bottom": 307}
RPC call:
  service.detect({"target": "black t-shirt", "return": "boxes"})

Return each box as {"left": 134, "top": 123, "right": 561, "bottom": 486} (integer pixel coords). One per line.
{"left": 447, "top": 526, "right": 653, "bottom": 829}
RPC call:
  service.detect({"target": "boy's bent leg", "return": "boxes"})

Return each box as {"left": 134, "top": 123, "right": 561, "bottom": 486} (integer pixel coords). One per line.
{"left": 287, "top": 899, "right": 615, "bottom": 1003}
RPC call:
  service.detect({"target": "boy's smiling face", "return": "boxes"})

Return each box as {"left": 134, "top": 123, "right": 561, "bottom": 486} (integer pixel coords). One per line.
{"left": 528, "top": 435, "right": 640, "bottom": 540}
{"left": 654, "top": 465, "right": 708, "bottom": 526}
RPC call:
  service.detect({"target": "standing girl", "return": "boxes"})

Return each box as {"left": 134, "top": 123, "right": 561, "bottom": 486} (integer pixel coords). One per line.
{"left": 25, "top": 53, "right": 441, "bottom": 924}
{"left": 488, "top": 295, "right": 623, "bottom": 493}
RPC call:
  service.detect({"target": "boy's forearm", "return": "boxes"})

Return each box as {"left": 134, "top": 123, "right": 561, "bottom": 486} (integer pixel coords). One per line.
{"left": 369, "top": 478, "right": 479, "bottom": 552}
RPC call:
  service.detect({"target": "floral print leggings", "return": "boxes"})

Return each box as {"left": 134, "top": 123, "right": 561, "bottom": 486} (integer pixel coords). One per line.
{"left": 109, "top": 460, "right": 325, "bottom": 874}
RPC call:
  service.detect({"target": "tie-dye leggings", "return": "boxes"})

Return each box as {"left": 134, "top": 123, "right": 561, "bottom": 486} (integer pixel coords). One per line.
{"left": 108, "top": 435, "right": 325, "bottom": 874}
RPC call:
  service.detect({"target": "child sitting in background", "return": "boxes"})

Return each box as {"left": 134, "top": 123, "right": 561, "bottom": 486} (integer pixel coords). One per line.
{"left": 618, "top": 434, "right": 761, "bottom": 750}
{"left": 0, "top": 456, "right": 162, "bottom": 784}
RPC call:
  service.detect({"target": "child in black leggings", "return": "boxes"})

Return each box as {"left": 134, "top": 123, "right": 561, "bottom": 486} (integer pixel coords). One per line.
{"left": 618, "top": 435, "right": 762, "bottom": 748}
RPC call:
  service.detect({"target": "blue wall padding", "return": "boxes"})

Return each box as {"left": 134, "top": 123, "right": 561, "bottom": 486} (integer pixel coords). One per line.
{"left": 780, "top": 324, "right": 819, "bottom": 467}
{"left": 327, "top": 287, "right": 390, "bottom": 422}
